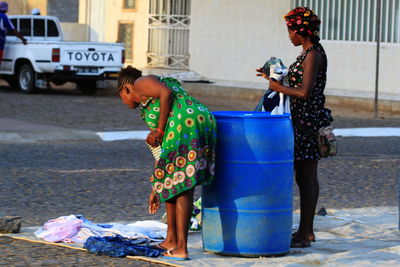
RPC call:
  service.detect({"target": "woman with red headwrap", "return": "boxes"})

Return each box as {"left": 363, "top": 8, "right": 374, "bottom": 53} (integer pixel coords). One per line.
{"left": 257, "top": 7, "right": 332, "bottom": 248}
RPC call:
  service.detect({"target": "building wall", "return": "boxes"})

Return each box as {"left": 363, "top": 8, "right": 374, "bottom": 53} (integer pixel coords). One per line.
{"left": 61, "top": 22, "right": 88, "bottom": 41}
{"left": 190, "top": 0, "right": 296, "bottom": 83}
{"left": 8, "top": 0, "right": 48, "bottom": 15}
{"left": 190, "top": 0, "right": 399, "bottom": 99}
{"left": 48, "top": 0, "right": 79, "bottom": 22}
{"left": 79, "top": 0, "right": 149, "bottom": 68}
{"left": 316, "top": 40, "right": 399, "bottom": 98}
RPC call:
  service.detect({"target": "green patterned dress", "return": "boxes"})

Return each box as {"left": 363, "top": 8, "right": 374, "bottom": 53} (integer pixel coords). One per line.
{"left": 141, "top": 77, "right": 217, "bottom": 202}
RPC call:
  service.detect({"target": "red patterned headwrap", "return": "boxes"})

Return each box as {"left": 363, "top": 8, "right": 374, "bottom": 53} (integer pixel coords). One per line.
{"left": 284, "top": 7, "right": 321, "bottom": 40}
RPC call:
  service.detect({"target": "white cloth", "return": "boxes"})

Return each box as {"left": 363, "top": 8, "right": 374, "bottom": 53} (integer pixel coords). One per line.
{"left": 35, "top": 215, "right": 167, "bottom": 244}
{"left": 34, "top": 215, "right": 83, "bottom": 243}
{"left": 271, "top": 93, "right": 291, "bottom": 115}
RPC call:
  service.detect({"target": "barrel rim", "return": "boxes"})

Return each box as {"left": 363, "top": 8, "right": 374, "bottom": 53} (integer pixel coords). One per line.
{"left": 212, "top": 111, "right": 291, "bottom": 119}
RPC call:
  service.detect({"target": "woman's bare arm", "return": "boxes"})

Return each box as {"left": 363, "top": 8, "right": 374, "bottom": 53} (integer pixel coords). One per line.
{"left": 265, "top": 50, "right": 322, "bottom": 99}
{"left": 134, "top": 77, "right": 173, "bottom": 146}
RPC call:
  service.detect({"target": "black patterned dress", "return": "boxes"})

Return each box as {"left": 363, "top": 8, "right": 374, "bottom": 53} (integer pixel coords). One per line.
{"left": 288, "top": 43, "right": 331, "bottom": 160}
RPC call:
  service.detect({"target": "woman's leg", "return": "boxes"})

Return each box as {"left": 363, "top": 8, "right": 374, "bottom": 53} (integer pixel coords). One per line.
{"left": 160, "top": 198, "right": 178, "bottom": 250}
{"left": 163, "top": 188, "right": 194, "bottom": 258}
{"left": 293, "top": 159, "right": 319, "bottom": 244}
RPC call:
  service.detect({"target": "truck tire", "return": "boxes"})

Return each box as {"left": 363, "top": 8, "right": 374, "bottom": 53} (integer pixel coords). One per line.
{"left": 17, "top": 64, "right": 37, "bottom": 94}
{"left": 77, "top": 80, "right": 98, "bottom": 95}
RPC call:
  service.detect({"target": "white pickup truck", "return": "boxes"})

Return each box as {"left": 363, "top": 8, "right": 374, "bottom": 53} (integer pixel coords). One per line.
{"left": 1, "top": 15, "right": 125, "bottom": 94}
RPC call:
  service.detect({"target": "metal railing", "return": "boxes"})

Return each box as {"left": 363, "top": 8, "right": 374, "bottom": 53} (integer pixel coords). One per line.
{"left": 147, "top": 0, "right": 191, "bottom": 69}
{"left": 293, "top": 0, "right": 400, "bottom": 43}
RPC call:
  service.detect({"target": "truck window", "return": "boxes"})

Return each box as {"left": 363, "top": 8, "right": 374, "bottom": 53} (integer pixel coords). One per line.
{"left": 34, "top": 19, "right": 45, "bottom": 37}
{"left": 20, "top": 19, "right": 32, "bottom": 37}
{"left": 7, "top": 18, "right": 17, "bottom": 36}
{"left": 47, "top": 20, "right": 59, "bottom": 37}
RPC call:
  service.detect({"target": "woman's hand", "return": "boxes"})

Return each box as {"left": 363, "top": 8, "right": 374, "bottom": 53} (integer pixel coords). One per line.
{"left": 256, "top": 68, "right": 268, "bottom": 80}
{"left": 146, "top": 130, "right": 163, "bottom": 147}
{"left": 148, "top": 190, "right": 160, "bottom": 214}
{"left": 265, "top": 77, "right": 281, "bottom": 91}
{"left": 256, "top": 68, "right": 282, "bottom": 92}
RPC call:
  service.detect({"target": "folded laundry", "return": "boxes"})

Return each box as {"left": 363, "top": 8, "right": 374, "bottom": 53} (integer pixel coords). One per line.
{"left": 34, "top": 215, "right": 83, "bottom": 243}
{"left": 125, "top": 220, "right": 167, "bottom": 240}
{"left": 35, "top": 215, "right": 167, "bottom": 244}
{"left": 84, "top": 234, "right": 161, "bottom": 258}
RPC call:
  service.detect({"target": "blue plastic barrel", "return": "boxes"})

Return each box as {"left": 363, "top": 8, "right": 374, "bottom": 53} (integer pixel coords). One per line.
{"left": 202, "top": 111, "right": 294, "bottom": 257}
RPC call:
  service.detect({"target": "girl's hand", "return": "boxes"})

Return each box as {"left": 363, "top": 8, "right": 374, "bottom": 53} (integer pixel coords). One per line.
{"left": 148, "top": 190, "right": 160, "bottom": 214}
{"left": 146, "top": 130, "right": 163, "bottom": 147}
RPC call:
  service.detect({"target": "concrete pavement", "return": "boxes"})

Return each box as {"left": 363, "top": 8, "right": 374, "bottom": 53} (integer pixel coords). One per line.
{"left": 1, "top": 85, "right": 399, "bottom": 266}
{"left": 0, "top": 118, "right": 100, "bottom": 143}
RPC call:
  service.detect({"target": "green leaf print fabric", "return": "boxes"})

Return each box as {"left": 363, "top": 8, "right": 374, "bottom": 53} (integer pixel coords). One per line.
{"left": 141, "top": 77, "right": 217, "bottom": 202}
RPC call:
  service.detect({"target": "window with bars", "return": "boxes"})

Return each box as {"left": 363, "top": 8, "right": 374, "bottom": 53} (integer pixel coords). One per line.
{"left": 147, "top": 0, "right": 191, "bottom": 69}
{"left": 292, "top": 0, "right": 400, "bottom": 43}
{"left": 118, "top": 22, "right": 134, "bottom": 61}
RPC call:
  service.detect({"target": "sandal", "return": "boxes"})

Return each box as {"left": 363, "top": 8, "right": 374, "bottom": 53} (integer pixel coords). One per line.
{"left": 162, "top": 250, "right": 191, "bottom": 261}
{"left": 290, "top": 238, "right": 311, "bottom": 248}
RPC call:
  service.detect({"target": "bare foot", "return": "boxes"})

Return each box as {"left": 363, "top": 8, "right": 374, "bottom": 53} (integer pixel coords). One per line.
{"left": 158, "top": 241, "right": 176, "bottom": 251}
{"left": 292, "top": 232, "right": 315, "bottom": 242}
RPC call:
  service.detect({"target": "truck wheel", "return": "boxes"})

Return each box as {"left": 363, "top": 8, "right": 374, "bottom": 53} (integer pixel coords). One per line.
{"left": 17, "top": 64, "right": 37, "bottom": 94}
{"left": 77, "top": 81, "right": 98, "bottom": 95}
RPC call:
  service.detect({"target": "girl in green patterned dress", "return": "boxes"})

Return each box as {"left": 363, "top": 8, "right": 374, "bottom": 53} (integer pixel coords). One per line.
{"left": 118, "top": 66, "right": 217, "bottom": 260}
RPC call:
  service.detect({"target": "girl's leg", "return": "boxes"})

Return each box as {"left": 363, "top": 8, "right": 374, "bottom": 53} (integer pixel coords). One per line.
{"left": 160, "top": 198, "right": 177, "bottom": 250}
{"left": 293, "top": 159, "right": 319, "bottom": 244}
{"left": 163, "top": 188, "right": 194, "bottom": 258}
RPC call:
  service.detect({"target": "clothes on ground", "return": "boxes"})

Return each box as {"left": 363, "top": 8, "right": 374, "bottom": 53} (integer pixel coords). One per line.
{"left": 34, "top": 215, "right": 82, "bottom": 243}
{"left": 141, "top": 77, "right": 217, "bottom": 202}
{"left": 0, "top": 12, "right": 15, "bottom": 50}
{"left": 288, "top": 43, "right": 331, "bottom": 160}
{"left": 35, "top": 215, "right": 167, "bottom": 243}
{"left": 84, "top": 235, "right": 161, "bottom": 258}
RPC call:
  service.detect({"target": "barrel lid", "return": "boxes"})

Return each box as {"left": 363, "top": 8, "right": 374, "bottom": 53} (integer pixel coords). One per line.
{"left": 212, "top": 111, "right": 291, "bottom": 119}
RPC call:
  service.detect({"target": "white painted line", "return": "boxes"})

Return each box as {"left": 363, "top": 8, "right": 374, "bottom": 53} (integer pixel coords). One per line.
{"left": 96, "top": 131, "right": 149, "bottom": 141}
{"left": 96, "top": 128, "right": 400, "bottom": 142}
{"left": 334, "top": 127, "right": 400, "bottom": 137}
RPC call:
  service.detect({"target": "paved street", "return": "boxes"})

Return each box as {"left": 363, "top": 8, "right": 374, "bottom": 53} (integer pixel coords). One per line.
{"left": 0, "top": 85, "right": 399, "bottom": 266}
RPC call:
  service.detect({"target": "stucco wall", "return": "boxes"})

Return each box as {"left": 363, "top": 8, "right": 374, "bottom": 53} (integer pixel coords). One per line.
{"left": 61, "top": 23, "right": 88, "bottom": 41}
{"left": 190, "top": 0, "right": 399, "bottom": 99}
{"left": 8, "top": 0, "right": 47, "bottom": 15}
{"left": 323, "top": 41, "right": 399, "bottom": 97}
{"left": 79, "top": 0, "right": 149, "bottom": 68}
{"left": 190, "top": 0, "right": 295, "bottom": 82}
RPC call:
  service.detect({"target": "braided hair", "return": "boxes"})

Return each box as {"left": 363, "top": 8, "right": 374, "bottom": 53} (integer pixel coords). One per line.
{"left": 284, "top": 7, "right": 321, "bottom": 43}
{"left": 118, "top": 66, "right": 142, "bottom": 91}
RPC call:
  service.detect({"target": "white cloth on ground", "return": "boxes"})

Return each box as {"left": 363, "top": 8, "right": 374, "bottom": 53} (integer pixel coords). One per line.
{"left": 35, "top": 215, "right": 167, "bottom": 243}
